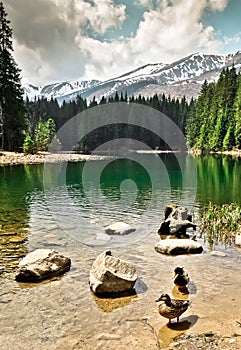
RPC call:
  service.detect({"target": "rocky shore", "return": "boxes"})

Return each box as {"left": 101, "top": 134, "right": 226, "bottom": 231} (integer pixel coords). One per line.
{"left": 0, "top": 151, "right": 107, "bottom": 166}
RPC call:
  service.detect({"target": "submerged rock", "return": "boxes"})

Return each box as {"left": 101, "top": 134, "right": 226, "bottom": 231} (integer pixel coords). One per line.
{"left": 154, "top": 239, "right": 203, "bottom": 255}
{"left": 89, "top": 250, "right": 137, "bottom": 295}
{"left": 105, "top": 222, "right": 135, "bottom": 236}
{"left": 15, "top": 249, "right": 71, "bottom": 282}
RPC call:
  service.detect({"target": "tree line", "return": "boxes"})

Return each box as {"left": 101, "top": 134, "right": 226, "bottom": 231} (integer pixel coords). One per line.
{"left": 24, "top": 92, "right": 191, "bottom": 153}
{"left": 186, "top": 67, "right": 241, "bottom": 152}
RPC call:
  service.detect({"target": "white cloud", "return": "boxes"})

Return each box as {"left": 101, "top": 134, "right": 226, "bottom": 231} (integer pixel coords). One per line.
{"left": 4, "top": 0, "right": 231, "bottom": 85}
{"left": 208, "top": 0, "right": 228, "bottom": 11}
{"left": 4, "top": 0, "right": 126, "bottom": 84}
{"left": 77, "top": 0, "right": 224, "bottom": 80}
{"left": 224, "top": 33, "right": 241, "bottom": 45}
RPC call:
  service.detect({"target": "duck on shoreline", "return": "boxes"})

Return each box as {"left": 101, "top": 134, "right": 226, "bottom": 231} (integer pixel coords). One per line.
{"left": 156, "top": 293, "right": 191, "bottom": 324}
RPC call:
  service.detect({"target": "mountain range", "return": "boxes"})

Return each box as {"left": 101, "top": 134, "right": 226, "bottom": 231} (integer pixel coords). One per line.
{"left": 23, "top": 51, "right": 241, "bottom": 104}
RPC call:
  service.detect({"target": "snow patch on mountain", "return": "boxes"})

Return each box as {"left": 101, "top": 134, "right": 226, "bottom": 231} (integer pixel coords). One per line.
{"left": 23, "top": 51, "right": 241, "bottom": 104}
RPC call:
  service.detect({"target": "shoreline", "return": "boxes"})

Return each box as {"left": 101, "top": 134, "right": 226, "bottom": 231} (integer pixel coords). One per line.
{"left": 0, "top": 151, "right": 110, "bottom": 166}
{"left": 1, "top": 149, "right": 241, "bottom": 166}
{"left": 189, "top": 149, "right": 241, "bottom": 157}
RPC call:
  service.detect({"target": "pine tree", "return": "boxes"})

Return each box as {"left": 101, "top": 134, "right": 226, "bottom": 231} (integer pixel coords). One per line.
{"left": 186, "top": 80, "right": 209, "bottom": 149}
{"left": 0, "top": 2, "right": 26, "bottom": 150}
{"left": 234, "top": 73, "right": 241, "bottom": 149}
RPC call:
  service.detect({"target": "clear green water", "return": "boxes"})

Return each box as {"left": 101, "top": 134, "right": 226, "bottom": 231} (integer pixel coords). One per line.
{"left": 1, "top": 154, "right": 241, "bottom": 349}
{"left": 0, "top": 154, "right": 241, "bottom": 271}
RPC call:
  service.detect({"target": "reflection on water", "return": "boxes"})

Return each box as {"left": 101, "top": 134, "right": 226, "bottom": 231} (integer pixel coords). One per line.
{"left": 1, "top": 154, "right": 241, "bottom": 270}
{"left": 91, "top": 278, "right": 148, "bottom": 312}
{"left": 158, "top": 315, "right": 199, "bottom": 348}
{"left": 1, "top": 154, "right": 241, "bottom": 349}
{"left": 92, "top": 292, "right": 138, "bottom": 313}
{"left": 195, "top": 155, "right": 241, "bottom": 204}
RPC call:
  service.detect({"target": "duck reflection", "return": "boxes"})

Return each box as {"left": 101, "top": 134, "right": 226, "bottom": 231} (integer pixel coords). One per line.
{"left": 172, "top": 285, "right": 189, "bottom": 300}
{"left": 158, "top": 315, "right": 198, "bottom": 348}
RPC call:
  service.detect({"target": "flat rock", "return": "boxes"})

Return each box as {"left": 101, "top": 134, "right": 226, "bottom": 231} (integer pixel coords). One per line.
{"left": 89, "top": 250, "right": 137, "bottom": 295}
{"left": 105, "top": 222, "right": 135, "bottom": 235}
{"left": 154, "top": 239, "right": 203, "bottom": 255}
{"left": 15, "top": 249, "right": 71, "bottom": 282}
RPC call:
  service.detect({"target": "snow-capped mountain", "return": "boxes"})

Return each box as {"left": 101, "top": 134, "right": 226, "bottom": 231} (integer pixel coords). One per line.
{"left": 23, "top": 51, "right": 241, "bottom": 104}
{"left": 22, "top": 79, "right": 101, "bottom": 104}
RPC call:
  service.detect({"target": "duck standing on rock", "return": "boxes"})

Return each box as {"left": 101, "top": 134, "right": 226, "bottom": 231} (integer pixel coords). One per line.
{"left": 156, "top": 293, "right": 191, "bottom": 324}
{"left": 174, "top": 267, "right": 190, "bottom": 291}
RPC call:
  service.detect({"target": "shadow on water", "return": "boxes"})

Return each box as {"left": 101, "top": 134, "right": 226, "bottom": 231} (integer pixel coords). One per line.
{"left": 91, "top": 278, "right": 148, "bottom": 312}
{"left": 158, "top": 315, "right": 199, "bottom": 348}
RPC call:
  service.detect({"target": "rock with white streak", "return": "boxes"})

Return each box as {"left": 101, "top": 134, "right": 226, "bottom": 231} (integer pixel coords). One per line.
{"left": 89, "top": 250, "right": 137, "bottom": 295}
{"left": 15, "top": 249, "right": 71, "bottom": 282}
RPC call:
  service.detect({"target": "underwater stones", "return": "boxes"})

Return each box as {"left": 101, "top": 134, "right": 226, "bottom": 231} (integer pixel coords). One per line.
{"left": 105, "top": 222, "right": 135, "bottom": 236}
{"left": 15, "top": 249, "right": 71, "bottom": 282}
{"left": 155, "top": 239, "right": 203, "bottom": 255}
{"left": 89, "top": 250, "right": 137, "bottom": 295}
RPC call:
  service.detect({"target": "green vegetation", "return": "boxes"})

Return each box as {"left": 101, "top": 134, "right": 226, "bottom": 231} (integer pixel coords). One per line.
{"left": 25, "top": 93, "right": 191, "bottom": 153}
{"left": 200, "top": 202, "right": 241, "bottom": 248}
{"left": 0, "top": 1, "right": 26, "bottom": 151}
{"left": 23, "top": 118, "right": 56, "bottom": 154}
{"left": 186, "top": 66, "right": 241, "bottom": 152}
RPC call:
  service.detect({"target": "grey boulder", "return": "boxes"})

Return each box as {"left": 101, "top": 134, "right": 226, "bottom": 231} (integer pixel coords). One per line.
{"left": 89, "top": 250, "right": 137, "bottom": 295}
{"left": 16, "top": 249, "right": 71, "bottom": 282}
{"left": 155, "top": 239, "right": 203, "bottom": 255}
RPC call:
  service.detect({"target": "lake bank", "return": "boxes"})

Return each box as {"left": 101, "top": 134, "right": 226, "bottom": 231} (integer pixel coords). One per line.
{"left": 189, "top": 148, "right": 241, "bottom": 158}
{"left": 0, "top": 151, "right": 110, "bottom": 166}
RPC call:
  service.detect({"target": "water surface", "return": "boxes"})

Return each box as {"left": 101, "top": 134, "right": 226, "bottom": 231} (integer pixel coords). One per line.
{"left": 0, "top": 154, "right": 241, "bottom": 349}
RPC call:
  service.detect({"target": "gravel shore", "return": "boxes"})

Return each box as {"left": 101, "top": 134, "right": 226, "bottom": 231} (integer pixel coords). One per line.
{"left": 0, "top": 151, "right": 107, "bottom": 166}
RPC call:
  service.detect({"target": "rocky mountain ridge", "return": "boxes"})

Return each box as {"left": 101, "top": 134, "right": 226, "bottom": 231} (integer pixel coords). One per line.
{"left": 23, "top": 51, "right": 241, "bottom": 104}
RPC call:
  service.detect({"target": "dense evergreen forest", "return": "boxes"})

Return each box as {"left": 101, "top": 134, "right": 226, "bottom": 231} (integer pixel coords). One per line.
{"left": 186, "top": 67, "right": 241, "bottom": 152}
{"left": 25, "top": 93, "right": 191, "bottom": 153}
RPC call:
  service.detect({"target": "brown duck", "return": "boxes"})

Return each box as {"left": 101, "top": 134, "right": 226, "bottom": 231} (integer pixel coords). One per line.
{"left": 156, "top": 293, "right": 191, "bottom": 323}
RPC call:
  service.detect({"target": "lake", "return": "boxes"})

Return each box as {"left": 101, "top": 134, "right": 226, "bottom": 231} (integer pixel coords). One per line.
{"left": 0, "top": 153, "right": 241, "bottom": 349}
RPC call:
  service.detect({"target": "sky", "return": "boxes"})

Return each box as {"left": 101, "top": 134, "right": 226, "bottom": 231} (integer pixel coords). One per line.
{"left": 2, "top": 0, "right": 241, "bottom": 86}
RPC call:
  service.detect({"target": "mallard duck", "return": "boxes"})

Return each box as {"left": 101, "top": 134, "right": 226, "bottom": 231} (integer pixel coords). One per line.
{"left": 174, "top": 267, "right": 190, "bottom": 289}
{"left": 156, "top": 293, "right": 191, "bottom": 323}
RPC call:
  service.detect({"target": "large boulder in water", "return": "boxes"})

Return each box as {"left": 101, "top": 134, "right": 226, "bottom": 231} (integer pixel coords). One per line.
{"left": 15, "top": 249, "right": 71, "bottom": 282}
{"left": 154, "top": 239, "right": 203, "bottom": 255}
{"left": 89, "top": 250, "right": 137, "bottom": 295}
